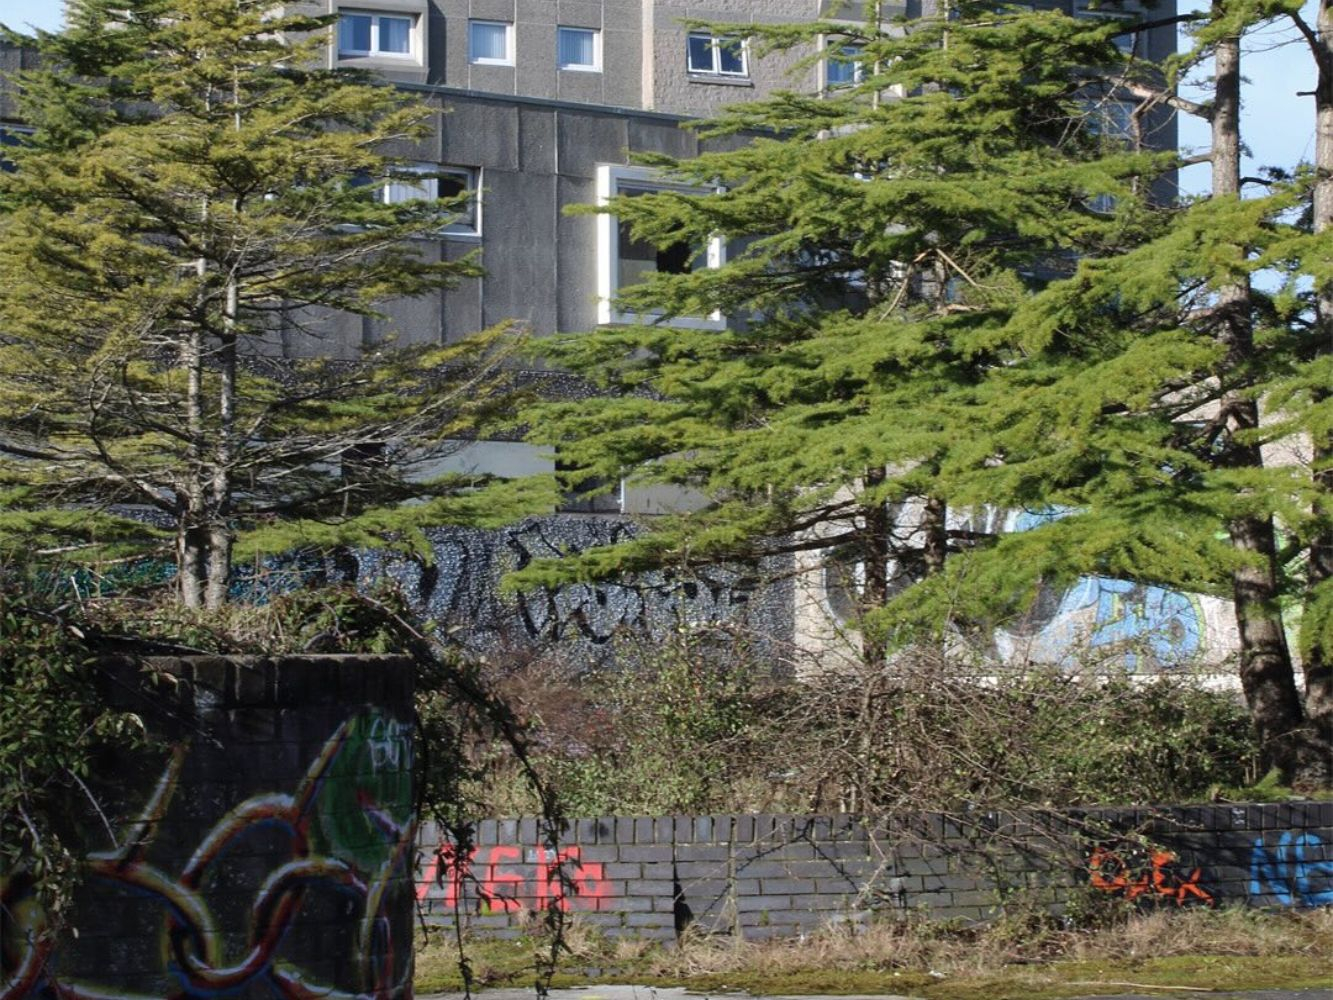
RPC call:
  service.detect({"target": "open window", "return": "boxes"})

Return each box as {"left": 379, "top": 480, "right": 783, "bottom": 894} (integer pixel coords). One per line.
{"left": 595, "top": 165, "right": 726, "bottom": 330}
{"left": 382, "top": 163, "right": 481, "bottom": 237}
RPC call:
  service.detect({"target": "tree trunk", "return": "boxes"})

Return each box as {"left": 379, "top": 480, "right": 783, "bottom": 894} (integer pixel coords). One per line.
{"left": 922, "top": 495, "right": 947, "bottom": 576}
{"left": 861, "top": 465, "right": 891, "bottom": 666}
{"left": 180, "top": 322, "right": 207, "bottom": 609}
{"left": 1212, "top": 28, "right": 1308, "bottom": 778}
{"left": 204, "top": 278, "right": 239, "bottom": 610}
{"left": 1296, "top": 0, "right": 1333, "bottom": 784}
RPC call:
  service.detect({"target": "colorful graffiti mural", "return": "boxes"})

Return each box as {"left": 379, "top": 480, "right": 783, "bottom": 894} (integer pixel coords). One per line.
{"left": 416, "top": 844, "right": 607, "bottom": 913}
{"left": 1000, "top": 576, "right": 1206, "bottom": 669}
{"left": 1250, "top": 832, "right": 1333, "bottom": 907}
{"left": 1087, "top": 845, "right": 1213, "bottom": 906}
{"left": 0, "top": 710, "right": 414, "bottom": 1000}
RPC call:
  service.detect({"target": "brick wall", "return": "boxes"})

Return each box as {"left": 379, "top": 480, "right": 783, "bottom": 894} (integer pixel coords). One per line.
{"left": 5, "top": 654, "right": 416, "bottom": 1000}
{"left": 417, "top": 804, "right": 1333, "bottom": 941}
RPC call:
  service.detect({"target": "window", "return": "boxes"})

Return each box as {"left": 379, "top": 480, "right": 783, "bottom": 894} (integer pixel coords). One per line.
{"left": 436, "top": 166, "right": 481, "bottom": 236}
{"left": 686, "top": 32, "right": 747, "bottom": 77}
{"left": 381, "top": 163, "right": 481, "bottom": 237}
{"left": 557, "top": 26, "right": 600, "bottom": 71}
{"left": 337, "top": 10, "right": 416, "bottom": 59}
{"left": 469, "top": 20, "right": 513, "bottom": 65}
{"left": 0, "top": 126, "right": 32, "bottom": 174}
{"left": 596, "top": 165, "right": 725, "bottom": 329}
{"left": 1076, "top": 8, "right": 1138, "bottom": 56}
{"left": 825, "top": 42, "right": 864, "bottom": 88}
{"left": 1082, "top": 99, "right": 1135, "bottom": 213}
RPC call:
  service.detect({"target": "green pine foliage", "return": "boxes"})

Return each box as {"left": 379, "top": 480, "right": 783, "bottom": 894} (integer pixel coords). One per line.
{"left": 508, "top": 3, "right": 1173, "bottom": 645}
{"left": 0, "top": 0, "right": 551, "bottom": 606}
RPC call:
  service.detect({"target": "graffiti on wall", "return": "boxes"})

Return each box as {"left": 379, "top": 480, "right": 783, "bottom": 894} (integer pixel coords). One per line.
{"left": 1087, "top": 845, "right": 1214, "bottom": 906}
{"left": 815, "top": 506, "right": 1212, "bottom": 671}
{"left": 998, "top": 576, "right": 1205, "bottom": 670}
{"left": 1250, "top": 832, "right": 1333, "bottom": 907}
{"left": 416, "top": 843, "right": 607, "bottom": 913}
{"left": 356, "top": 518, "right": 792, "bottom": 666}
{"left": 0, "top": 710, "right": 415, "bottom": 1000}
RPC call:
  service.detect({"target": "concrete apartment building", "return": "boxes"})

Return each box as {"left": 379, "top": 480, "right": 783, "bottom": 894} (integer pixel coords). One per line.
{"left": 0, "top": 4, "right": 1201, "bottom": 669}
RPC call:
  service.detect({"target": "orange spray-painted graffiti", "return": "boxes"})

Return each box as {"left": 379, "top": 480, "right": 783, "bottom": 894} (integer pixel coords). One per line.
{"left": 416, "top": 843, "right": 607, "bottom": 912}
{"left": 0, "top": 711, "right": 416, "bottom": 1000}
{"left": 1088, "top": 845, "right": 1214, "bottom": 906}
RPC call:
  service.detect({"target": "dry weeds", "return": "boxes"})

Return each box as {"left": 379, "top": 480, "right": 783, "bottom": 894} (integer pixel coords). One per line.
{"left": 414, "top": 905, "right": 1333, "bottom": 994}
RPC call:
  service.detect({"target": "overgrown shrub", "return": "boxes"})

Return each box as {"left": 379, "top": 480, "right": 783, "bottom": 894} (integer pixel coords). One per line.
{"left": 462, "top": 631, "right": 1260, "bottom": 816}
{"left": 0, "top": 587, "right": 144, "bottom": 931}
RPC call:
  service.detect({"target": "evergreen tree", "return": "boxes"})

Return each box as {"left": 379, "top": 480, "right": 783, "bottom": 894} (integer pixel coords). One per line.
{"left": 507, "top": 0, "right": 1333, "bottom": 780}
{"left": 507, "top": 1, "right": 1165, "bottom": 666}
{"left": 0, "top": 0, "right": 551, "bottom": 608}
{"left": 937, "top": 0, "right": 1333, "bottom": 781}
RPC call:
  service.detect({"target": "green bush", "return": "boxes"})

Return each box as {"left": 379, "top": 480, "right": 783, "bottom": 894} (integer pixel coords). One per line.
{"left": 0, "top": 589, "right": 143, "bottom": 928}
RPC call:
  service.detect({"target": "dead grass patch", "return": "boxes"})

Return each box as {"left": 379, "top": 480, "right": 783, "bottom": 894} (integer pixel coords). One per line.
{"left": 414, "top": 906, "right": 1333, "bottom": 996}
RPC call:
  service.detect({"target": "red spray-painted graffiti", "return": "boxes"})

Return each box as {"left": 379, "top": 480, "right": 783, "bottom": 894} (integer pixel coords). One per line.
{"left": 1, "top": 711, "right": 415, "bottom": 1000}
{"left": 1088, "top": 845, "right": 1213, "bottom": 906}
{"left": 416, "top": 843, "right": 607, "bottom": 912}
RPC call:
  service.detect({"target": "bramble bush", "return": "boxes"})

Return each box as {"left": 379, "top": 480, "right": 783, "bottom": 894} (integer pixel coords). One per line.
{"left": 461, "top": 629, "right": 1259, "bottom": 817}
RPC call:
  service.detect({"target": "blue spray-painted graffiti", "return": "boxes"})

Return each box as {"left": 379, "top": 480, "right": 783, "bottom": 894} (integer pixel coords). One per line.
{"left": 1000, "top": 510, "right": 1205, "bottom": 670}
{"left": 1249, "top": 832, "right": 1333, "bottom": 907}
{"left": 1009, "top": 576, "right": 1203, "bottom": 669}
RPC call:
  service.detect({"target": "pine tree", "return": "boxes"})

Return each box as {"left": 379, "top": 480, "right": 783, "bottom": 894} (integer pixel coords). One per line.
{"left": 504, "top": 0, "right": 1333, "bottom": 780}
{"left": 0, "top": 0, "right": 552, "bottom": 608}
{"left": 945, "top": 0, "right": 1333, "bottom": 781}
{"left": 507, "top": 2, "right": 1164, "bottom": 661}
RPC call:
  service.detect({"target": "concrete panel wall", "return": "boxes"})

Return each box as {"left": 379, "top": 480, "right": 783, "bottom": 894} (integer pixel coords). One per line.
{"left": 432, "top": 0, "right": 644, "bottom": 105}
{"left": 270, "top": 91, "right": 699, "bottom": 355}
{"left": 6, "top": 655, "right": 417, "bottom": 1000}
{"left": 417, "top": 803, "right": 1333, "bottom": 942}
{"left": 647, "top": 0, "right": 818, "bottom": 115}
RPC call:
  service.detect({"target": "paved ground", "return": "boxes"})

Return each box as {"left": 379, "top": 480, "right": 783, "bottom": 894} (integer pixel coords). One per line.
{"left": 423, "top": 986, "right": 1333, "bottom": 1000}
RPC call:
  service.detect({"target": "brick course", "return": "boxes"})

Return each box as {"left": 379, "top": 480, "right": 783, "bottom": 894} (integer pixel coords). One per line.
{"left": 417, "top": 802, "right": 1333, "bottom": 941}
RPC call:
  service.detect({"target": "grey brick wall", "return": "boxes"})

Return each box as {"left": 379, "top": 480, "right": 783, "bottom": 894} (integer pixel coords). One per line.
{"left": 8, "top": 655, "right": 416, "bottom": 1000}
{"left": 417, "top": 803, "right": 1333, "bottom": 941}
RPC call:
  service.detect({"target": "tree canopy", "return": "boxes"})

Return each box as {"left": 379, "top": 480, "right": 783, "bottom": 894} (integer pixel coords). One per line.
{"left": 508, "top": 0, "right": 1333, "bottom": 781}
{"left": 0, "top": 0, "right": 553, "bottom": 608}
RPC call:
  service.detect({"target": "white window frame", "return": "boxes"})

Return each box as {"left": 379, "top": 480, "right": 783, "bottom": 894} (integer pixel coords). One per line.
{"left": 336, "top": 9, "right": 420, "bottom": 62}
{"left": 469, "top": 19, "right": 514, "bottom": 66}
{"left": 377, "top": 163, "right": 482, "bottom": 238}
{"left": 436, "top": 165, "right": 482, "bottom": 238}
{"left": 596, "top": 164, "right": 726, "bottom": 330}
{"left": 686, "top": 32, "right": 748, "bottom": 78}
{"left": 823, "top": 39, "right": 865, "bottom": 89}
{"left": 557, "top": 26, "right": 602, "bottom": 72}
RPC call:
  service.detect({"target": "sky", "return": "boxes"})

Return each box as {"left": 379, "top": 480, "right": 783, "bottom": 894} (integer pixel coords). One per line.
{"left": 0, "top": 0, "right": 1320, "bottom": 195}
